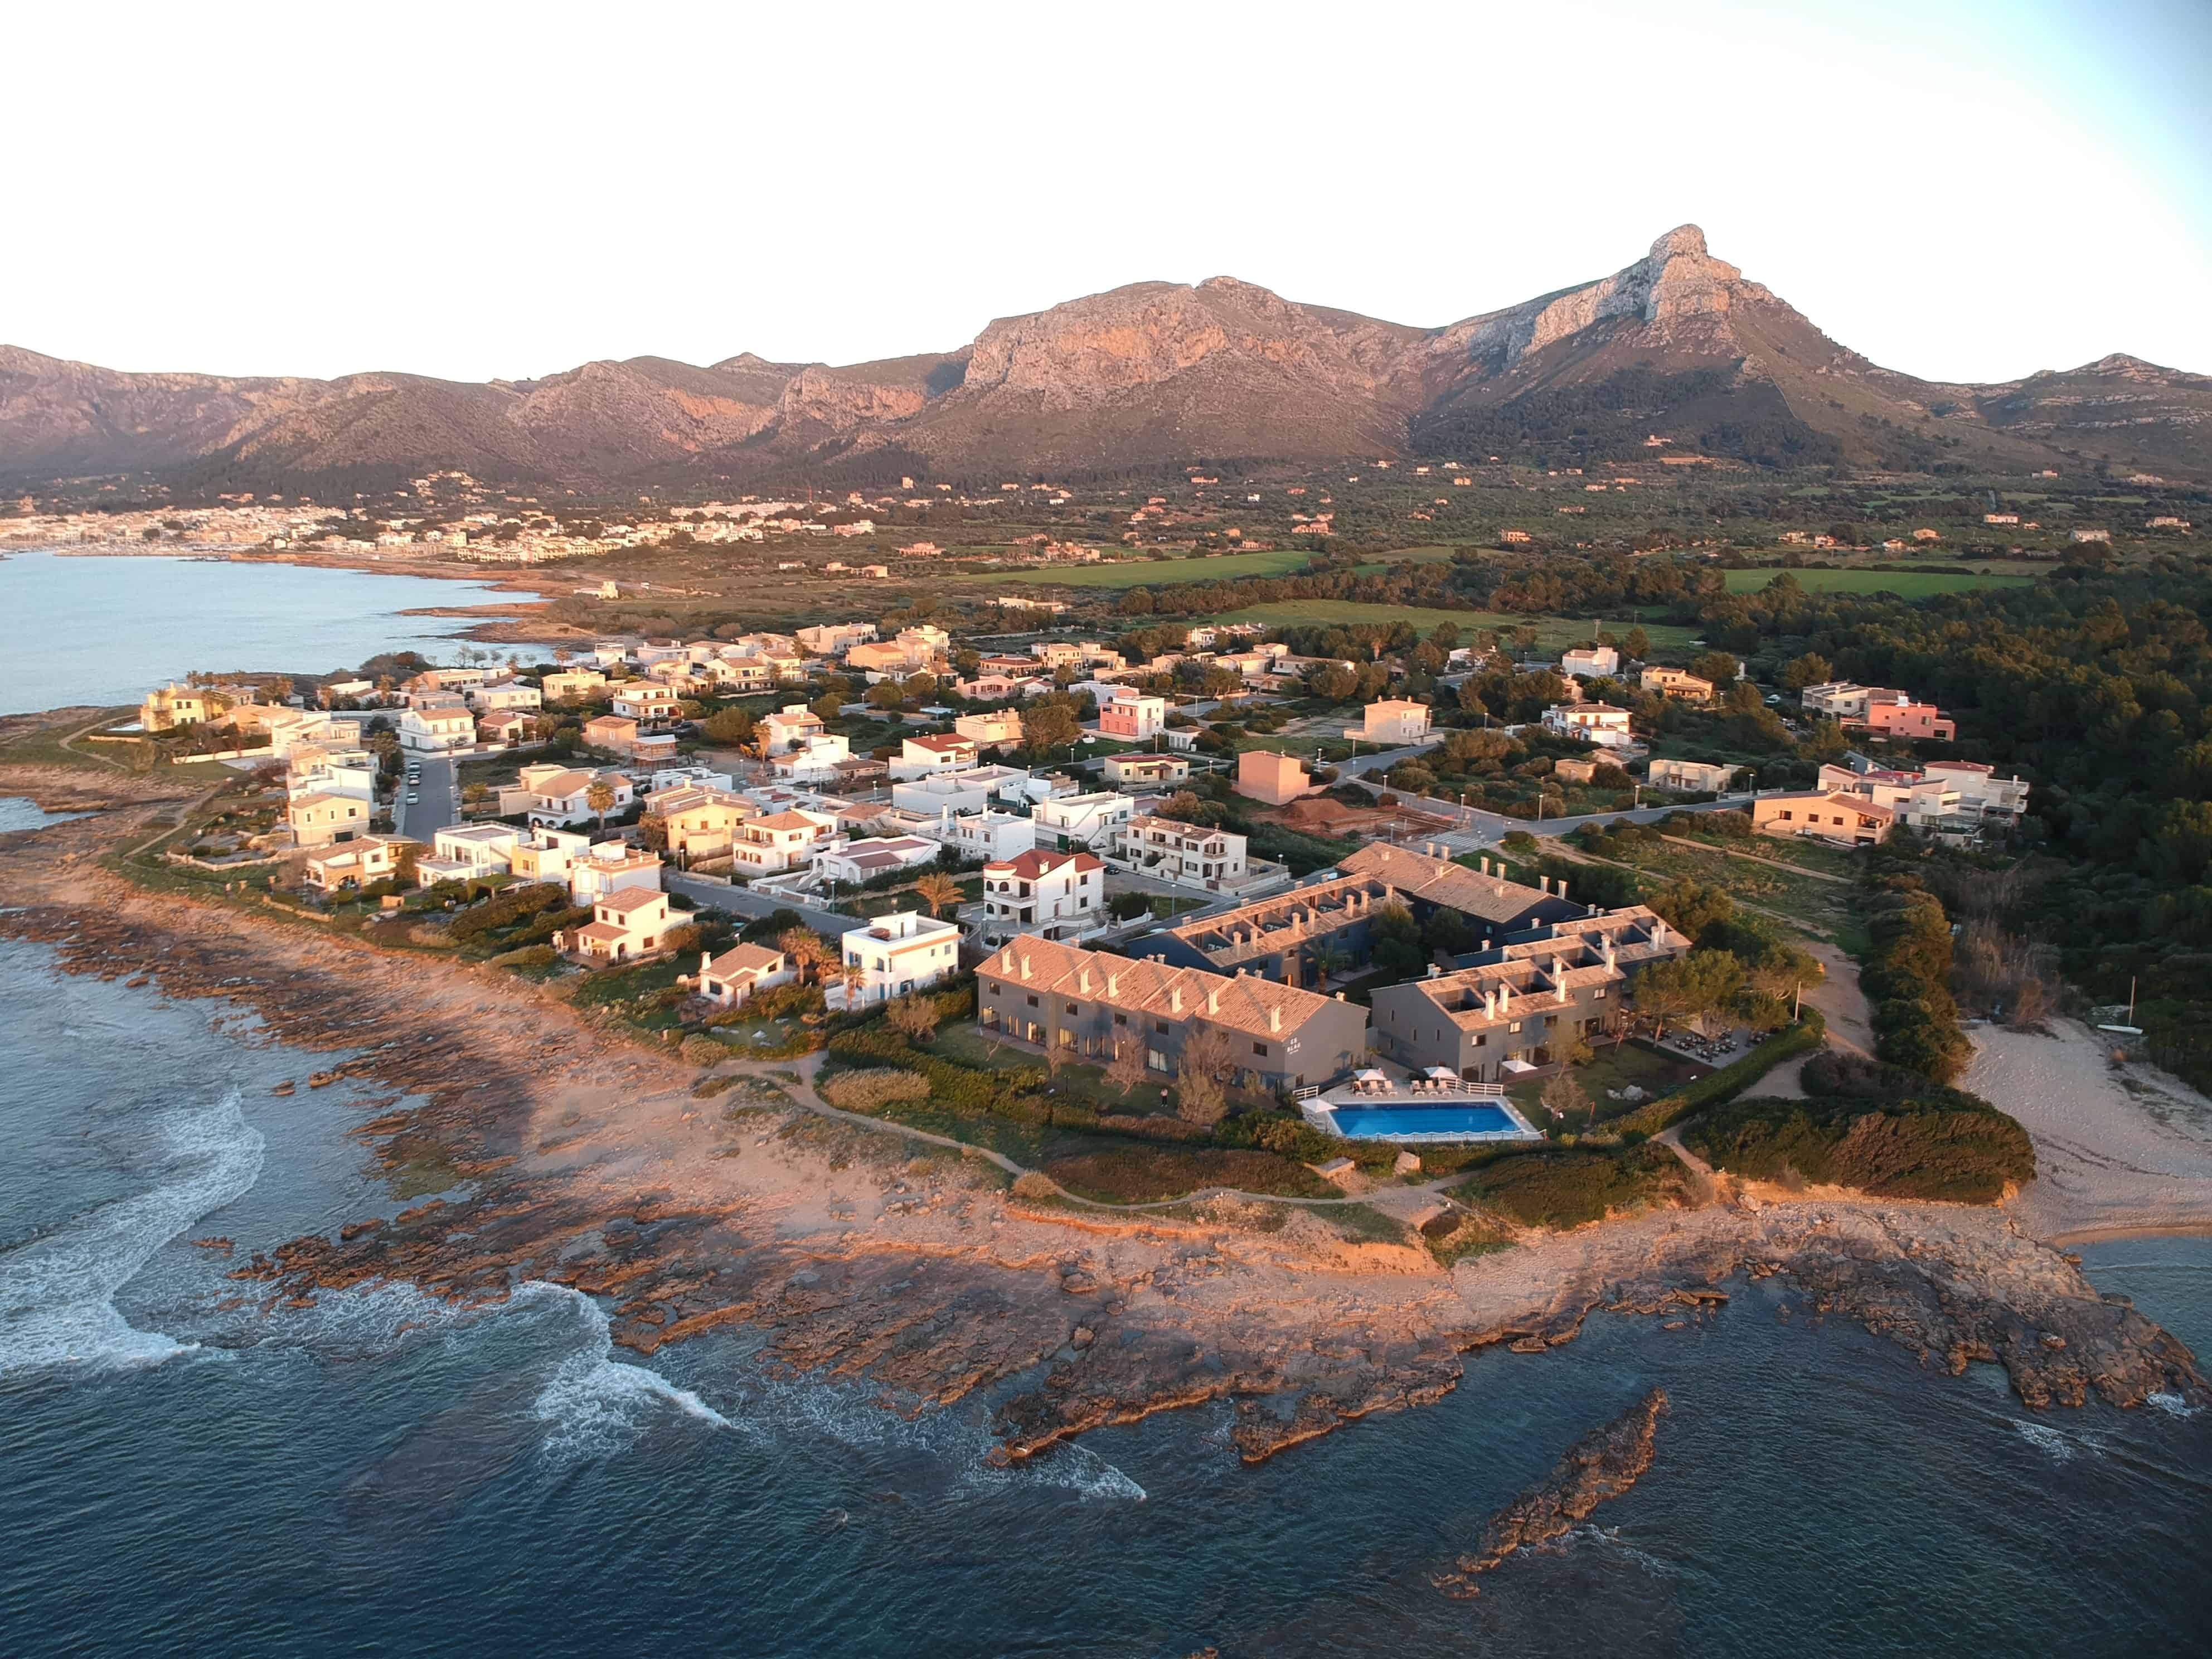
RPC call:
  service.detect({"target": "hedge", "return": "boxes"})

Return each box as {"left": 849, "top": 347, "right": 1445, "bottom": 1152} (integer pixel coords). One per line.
{"left": 1608, "top": 1009, "right": 1827, "bottom": 1139}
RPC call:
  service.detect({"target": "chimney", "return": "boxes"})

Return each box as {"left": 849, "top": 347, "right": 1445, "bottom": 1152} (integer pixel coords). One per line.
{"left": 1602, "top": 937, "right": 1617, "bottom": 972}
{"left": 1426, "top": 963, "right": 1442, "bottom": 978}
{"left": 1498, "top": 981, "right": 1512, "bottom": 1012}
{"left": 1078, "top": 967, "right": 1092, "bottom": 993}
{"left": 1335, "top": 991, "right": 1345, "bottom": 1001}
{"left": 1269, "top": 1006, "right": 1282, "bottom": 1034}
{"left": 1206, "top": 986, "right": 1219, "bottom": 1014}
{"left": 1556, "top": 879, "right": 1568, "bottom": 903}
{"left": 1019, "top": 954, "right": 1032, "bottom": 981}
{"left": 1107, "top": 970, "right": 1120, "bottom": 996}
{"left": 1169, "top": 985, "right": 1182, "bottom": 1013}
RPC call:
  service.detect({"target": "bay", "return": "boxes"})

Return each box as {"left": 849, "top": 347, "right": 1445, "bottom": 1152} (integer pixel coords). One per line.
{"left": 0, "top": 549, "right": 520, "bottom": 715}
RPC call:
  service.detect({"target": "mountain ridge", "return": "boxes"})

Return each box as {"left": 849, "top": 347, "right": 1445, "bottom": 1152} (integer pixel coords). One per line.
{"left": 4, "top": 227, "right": 2205, "bottom": 488}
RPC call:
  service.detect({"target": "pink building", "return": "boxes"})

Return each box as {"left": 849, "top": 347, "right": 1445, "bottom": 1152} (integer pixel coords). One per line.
{"left": 1098, "top": 691, "right": 1166, "bottom": 743}
{"left": 1858, "top": 696, "right": 1956, "bottom": 743}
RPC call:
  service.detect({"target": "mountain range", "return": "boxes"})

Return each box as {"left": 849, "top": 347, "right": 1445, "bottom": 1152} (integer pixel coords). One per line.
{"left": 3, "top": 226, "right": 2205, "bottom": 491}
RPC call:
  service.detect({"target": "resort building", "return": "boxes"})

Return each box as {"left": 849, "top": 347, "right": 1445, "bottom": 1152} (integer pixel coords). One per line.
{"left": 648, "top": 785, "right": 757, "bottom": 863}
{"left": 837, "top": 910, "right": 962, "bottom": 1005}
{"left": 1813, "top": 761, "right": 2028, "bottom": 836}
{"left": 1369, "top": 908, "right": 1687, "bottom": 1080}
{"left": 796, "top": 622, "right": 878, "bottom": 656}
{"left": 976, "top": 937, "right": 1369, "bottom": 1093}
{"left": 696, "top": 944, "right": 795, "bottom": 1008}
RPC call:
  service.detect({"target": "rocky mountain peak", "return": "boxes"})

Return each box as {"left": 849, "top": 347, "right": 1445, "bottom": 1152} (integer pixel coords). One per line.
{"left": 1648, "top": 224, "right": 1710, "bottom": 260}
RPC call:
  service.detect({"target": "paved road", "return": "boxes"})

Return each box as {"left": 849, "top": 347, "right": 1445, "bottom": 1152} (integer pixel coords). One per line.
{"left": 395, "top": 755, "right": 458, "bottom": 842}
{"left": 663, "top": 871, "right": 858, "bottom": 938}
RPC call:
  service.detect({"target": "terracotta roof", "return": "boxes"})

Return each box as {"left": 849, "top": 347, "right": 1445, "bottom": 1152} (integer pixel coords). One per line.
{"left": 983, "top": 937, "right": 1337, "bottom": 1042}
{"left": 1338, "top": 843, "right": 1558, "bottom": 925}
{"left": 750, "top": 810, "right": 826, "bottom": 832}
{"left": 905, "top": 734, "right": 976, "bottom": 754}
{"left": 985, "top": 847, "right": 1102, "bottom": 879}
{"left": 596, "top": 887, "right": 668, "bottom": 914}
{"left": 704, "top": 943, "right": 783, "bottom": 979}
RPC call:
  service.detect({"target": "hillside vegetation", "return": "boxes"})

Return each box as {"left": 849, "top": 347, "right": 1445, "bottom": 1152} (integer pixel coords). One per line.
{"left": 1682, "top": 1051, "right": 2035, "bottom": 1204}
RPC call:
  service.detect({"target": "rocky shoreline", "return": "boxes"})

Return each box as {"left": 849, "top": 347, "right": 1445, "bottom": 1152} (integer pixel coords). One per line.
{"left": 1434, "top": 1387, "right": 1670, "bottom": 1597}
{"left": 1, "top": 797, "right": 2205, "bottom": 1474}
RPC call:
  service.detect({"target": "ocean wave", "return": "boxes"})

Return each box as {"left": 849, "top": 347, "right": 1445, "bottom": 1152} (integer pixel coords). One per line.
{"left": 0, "top": 1089, "right": 265, "bottom": 1376}
{"left": 2145, "top": 1391, "right": 2200, "bottom": 1419}
{"left": 525, "top": 1282, "right": 733, "bottom": 1464}
{"left": 2014, "top": 1419, "right": 2099, "bottom": 1462}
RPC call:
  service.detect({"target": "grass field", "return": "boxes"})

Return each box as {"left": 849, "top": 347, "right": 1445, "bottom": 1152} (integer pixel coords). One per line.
{"left": 1721, "top": 568, "right": 2035, "bottom": 596}
{"left": 961, "top": 547, "right": 1318, "bottom": 588}
{"left": 1351, "top": 544, "right": 1467, "bottom": 574}
{"left": 1205, "top": 600, "right": 1700, "bottom": 651}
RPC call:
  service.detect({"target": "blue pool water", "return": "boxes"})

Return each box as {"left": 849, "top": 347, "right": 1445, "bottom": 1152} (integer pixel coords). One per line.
{"left": 1329, "top": 1103, "right": 1524, "bottom": 1138}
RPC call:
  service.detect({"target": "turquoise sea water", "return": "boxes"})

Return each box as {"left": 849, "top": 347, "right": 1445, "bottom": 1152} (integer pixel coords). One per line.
{"left": 0, "top": 935, "right": 2206, "bottom": 1657}
{"left": 0, "top": 549, "right": 516, "bottom": 715}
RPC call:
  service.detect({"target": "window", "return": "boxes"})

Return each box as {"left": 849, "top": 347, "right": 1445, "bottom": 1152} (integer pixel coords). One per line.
{"left": 1154, "top": 1020, "right": 1168, "bottom": 1034}
{"left": 1065, "top": 1003, "right": 1078, "bottom": 1016}
{"left": 1026, "top": 995, "right": 1039, "bottom": 1008}
{"left": 1113, "top": 1013, "right": 1127, "bottom": 1026}
{"left": 1508, "top": 1021, "right": 1522, "bottom": 1034}
{"left": 1593, "top": 987, "right": 1607, "bottom": 1000}
{"left": 1252, "top": 1042, "right": 1268, "bottom": 1058}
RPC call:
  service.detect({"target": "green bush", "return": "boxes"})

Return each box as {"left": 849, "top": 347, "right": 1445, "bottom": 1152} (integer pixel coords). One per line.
{"left": 1609, "top": 1010, "right": 1826, "bottom": 1137}
{"left": 1682, "top": 1080, "right": 2034, "bottom": 1204}
{"left": 490, "top": 943, "right": 557, "bottom": 969}
{"left": 821, "top": 1069, "right": 934, "bottom": 1112}
{"left": 448, "top": 881, "right": 571, "bottom": 944}
{"left": 680, "top": 1034, "right": 728, "bottom": 1069}
{"left": 1454, "top": 1144, "right": 1689, "bottom": 1230}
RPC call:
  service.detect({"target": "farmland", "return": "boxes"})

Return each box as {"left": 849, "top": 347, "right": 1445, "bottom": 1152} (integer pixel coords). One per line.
{"left": 1205, "top": 600, "right": 1701, "bottom": 652}
{"left": 960, "top": 547, "right": 1320, "bottom": 588}
{"left": 1720, "top": 567, "right": 2035, "bottom": 597}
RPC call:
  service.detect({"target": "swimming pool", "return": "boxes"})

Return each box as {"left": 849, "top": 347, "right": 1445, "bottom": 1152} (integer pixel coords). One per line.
{"left": 1327, "top": 1103, "right": 1530, "bottom": 1140}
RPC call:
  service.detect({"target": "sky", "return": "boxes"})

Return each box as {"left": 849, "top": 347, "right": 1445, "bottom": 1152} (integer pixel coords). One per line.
{"left": 9, "top": 0, "right": 2209, "bottom": 386}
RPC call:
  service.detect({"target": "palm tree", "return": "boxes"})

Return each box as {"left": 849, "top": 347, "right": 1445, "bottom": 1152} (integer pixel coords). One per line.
{"left": 585, "top": 780, "right": 616, "bottom": 833}
{"left": 832, "top": 960, "right": 869, "bottom": 1009}
{"left": 1308, "top": 940, "right": 1350, "bottom": 993}
{"left": 912, "top": 871, "right": 961, "bottom": 919}
{"left": 778, "top": 927, "right": 830, "bottom": 985}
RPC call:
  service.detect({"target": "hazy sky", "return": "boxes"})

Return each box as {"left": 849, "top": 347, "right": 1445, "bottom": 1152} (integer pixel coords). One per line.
{"left": 12, "top": 0, "right": 2208, "bottom": 385}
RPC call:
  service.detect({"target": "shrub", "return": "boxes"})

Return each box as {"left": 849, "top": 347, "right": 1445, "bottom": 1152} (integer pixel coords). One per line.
{"left": 1609, "top": 1011, "right": 1826, "bottom": 1138}
{"left": 680, "top": 1034, "right": 727, "bottom": 1069}
{"left": 1011, "top": 1171, "right": 1060, "bottom": 1200}
{"left": 1454, "top": 1145, "right": 1689, "bottom": 1230}
{"left": 821, "top": 1069, "right": 934, "bottom": 1113}
{"left": 448, "top": 881, "right": 571, "bottom": 944}
{"left": 490, "top": 943, "right": 557, "bottom": 969}
{"left": 1682, "top": 1086, "right": 2034, "bottom": 1203}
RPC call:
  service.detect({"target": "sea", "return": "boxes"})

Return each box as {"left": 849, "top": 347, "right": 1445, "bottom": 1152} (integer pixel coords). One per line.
{"left": 1, "top": 932, "right": 2206, "bottom": 1658}
{"left": 0, "top": 549, "right": 518, "bottom": 715}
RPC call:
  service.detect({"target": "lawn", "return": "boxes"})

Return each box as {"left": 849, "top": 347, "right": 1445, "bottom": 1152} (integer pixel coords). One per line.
{"left": 1506, "top": 1040, "right": 1704, "bottom": 1134}
{"left": 1720, "top": 568, "right": 2034, "bottom": 596}
{"left": 960, "top": 547, "right": 1321, "bottom": 588}
{"left": 1205, "top": 601, "right": 1700, "bottom": 652}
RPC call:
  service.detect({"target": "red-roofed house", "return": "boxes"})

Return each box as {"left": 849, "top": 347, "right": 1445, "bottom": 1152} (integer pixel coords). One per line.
{"left": 696, "top": 943, "right": 794, "bottom": 1008}
{"left": 562, "top": 887, "right": 675, "bottom": 962}
{"left": 980, "top": 847, "right": 1105, "bottom": 944}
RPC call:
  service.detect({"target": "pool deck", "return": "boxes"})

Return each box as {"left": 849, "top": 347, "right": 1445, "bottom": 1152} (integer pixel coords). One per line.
{"left": 1302, "top": 1081, "right": 1545, "bottom": 1145}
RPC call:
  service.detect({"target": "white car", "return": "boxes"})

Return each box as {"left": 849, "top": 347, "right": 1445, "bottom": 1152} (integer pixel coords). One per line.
{"left": 406, "top": 792, "right": 420, "bottom": 804}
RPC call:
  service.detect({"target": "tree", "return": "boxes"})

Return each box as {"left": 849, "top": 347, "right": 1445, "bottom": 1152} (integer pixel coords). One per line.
{"left": 700, "top": 706, "right": 755, "bottom": 745}
{"left": 811, "top": 692, "right": 843, "bottom": 723}
{"left": 1106, "top": 1036, "right": 1151, "bottom": 1099}
{"left": 1175, "top": 1025, "right": 1236, "bottom": 1127}
{"left": 639, "top": 812, "right": 668, "bottom": 853}
{"left": 911, "top": 870, "right": 961, "bottom": 919}
{"left": 1782, "top": 652, "right": 1833, "bottom": 691}
{"left": 866, "top": 679, "right": 907, "bottom": 711}
{"left": 1690, "top": 651, "right": 1742, "bottom": 688}
{"left": 1649, "top": 876, "right": 1736, "bottom": 943}
{"left": 585, "top": 780, "right": 617, "bottom": 831}
{"left": 1021, "top": 699, "right": 1083, "bottom": 754}
{"left": 1370, "top": 900, "right": 1426, "bottom": 977}
{"left": 886, "top": 994, "right": 940, "bottom": 1044}
{"left": 1632, "top": 949, "right": 1748, "bottom": 1035}
{"left": 1308, "top": 940, "right": 1351, "bottom": 992}
{"left": 1540, "top": 1068, "right": 1590, "bottom": 1130}
{"left": 778, "top": 927, "right": 830, "bottom": 985}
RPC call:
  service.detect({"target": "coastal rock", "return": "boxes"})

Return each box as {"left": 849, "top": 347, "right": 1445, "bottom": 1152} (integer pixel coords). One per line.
{"left": 1433, "top": 1388, "right": 1668, "bottom": 1597}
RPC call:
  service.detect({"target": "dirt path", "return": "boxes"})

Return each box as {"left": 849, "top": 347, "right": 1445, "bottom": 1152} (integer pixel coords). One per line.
{"left": 1656, "top": 833, "right": 1854, "bottom": 885}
